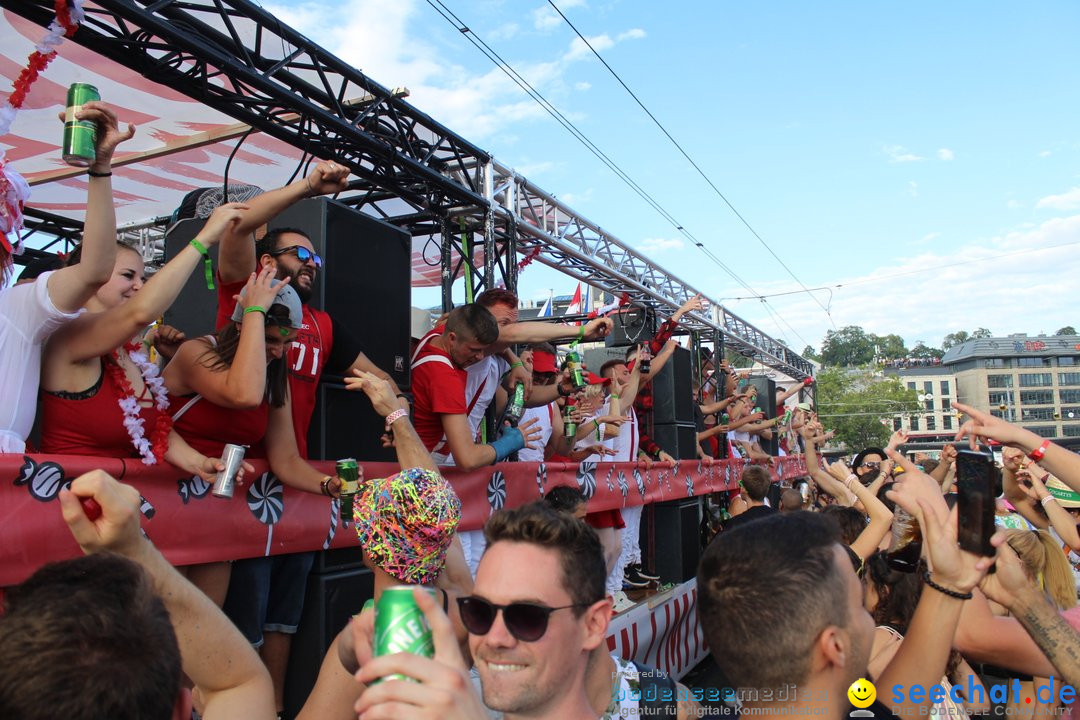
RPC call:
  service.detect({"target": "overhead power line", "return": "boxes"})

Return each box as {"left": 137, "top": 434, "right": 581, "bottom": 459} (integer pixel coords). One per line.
{"left": 423, "top": 0, "right": 805, "bottom": 339}
{"left": 545, "top": 0, "right": 835, "bottom": 329}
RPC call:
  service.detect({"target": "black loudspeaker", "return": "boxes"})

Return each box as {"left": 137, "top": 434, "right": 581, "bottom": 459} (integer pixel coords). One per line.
{"left": 605, "top": 306, "right": 657, "bottom": 347}
{"left": 652, "top": 346, "right": 693, "bottom": 424}
{"left": 163, "top": 217, "right": 218, "bottom": 338}
{"left": 746, "top": 376, "right": 778, "bottom": 456}
{"left": 652, "top": 422, "right": 698, "bottom": 460}
{"left": 283, "top": 563, "right": 374, "bottom": 720}
{"left": 308, "top": 381, "right": 395, "bottom": 462}
{"left": 271, "top": 198, "right": 411, "bottom": 391}
{"left": 583, "top": 345, "right": 628, "bottom": 375}
{"left": 645, "top": 498, "right": 702, "bottom": 584}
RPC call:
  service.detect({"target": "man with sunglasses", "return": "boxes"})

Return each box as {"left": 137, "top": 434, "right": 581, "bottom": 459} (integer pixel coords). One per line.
{"left": 210, "top": 160, "right": 402, "bottom": 717}
{"left": 463, "top": 502, "right": 612, "bottom": 720}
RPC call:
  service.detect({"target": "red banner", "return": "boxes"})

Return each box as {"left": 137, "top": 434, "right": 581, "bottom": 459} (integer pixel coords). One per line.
{"left": 0, "top": 453, "right": 805, "bottom": 587}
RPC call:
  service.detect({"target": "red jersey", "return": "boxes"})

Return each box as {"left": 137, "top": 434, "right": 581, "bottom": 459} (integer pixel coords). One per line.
{"left": 169, "top": 391, "right": 269, "bottom": 459}
{"left": 216, "top": 277, "right": 333, "bottom": 458}
{"left": 410, "top": 336, "right": 467, "bottom": 451}
{"left": 39, "top": 358, "right": 159, "bottom": 458}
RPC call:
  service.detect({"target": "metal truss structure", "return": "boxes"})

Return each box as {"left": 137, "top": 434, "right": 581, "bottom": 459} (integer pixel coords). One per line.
{"left": 6, "top": 0, "right": 812, "bottom": 379}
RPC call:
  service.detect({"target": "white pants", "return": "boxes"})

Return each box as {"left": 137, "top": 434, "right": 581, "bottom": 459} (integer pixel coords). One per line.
{"left": 457, "top": 529, "right": 487, "bottom": 578}
{"left": 620, "top": 504, "right": 643, "bottom": 566}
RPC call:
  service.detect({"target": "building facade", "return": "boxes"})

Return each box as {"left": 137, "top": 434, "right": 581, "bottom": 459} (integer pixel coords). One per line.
{"left": 887, "top": 333, "right": 1080, "bottom": 444}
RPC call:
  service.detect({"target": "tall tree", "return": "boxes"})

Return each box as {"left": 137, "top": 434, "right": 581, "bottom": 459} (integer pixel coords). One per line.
{"left": 942, "top": 330, "right": 971, "bottom": 350}
{"left": 802, "top": 345, "right": 821, "bottom": 362}
{"left": 815, "top": 368, "right": 920, "bottom": 451}
{"left": 872, "top": 333, "right": 908, "bottom": 360}
{"left": 821, "top": 326, "right": 876, "bottom": 367}
{"left": 1056, "top": 326, "right": 1077, "bottom": 336}
{"left": 971, "top": 328, "right": 992, "bottom": 339}
{"left": 910, "top": 341, "right": 944, "bottom": 360}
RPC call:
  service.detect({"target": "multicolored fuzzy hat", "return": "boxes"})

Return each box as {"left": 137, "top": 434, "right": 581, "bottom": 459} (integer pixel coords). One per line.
{"left": 353, "top": 467, "right": 461, "bottom": 585}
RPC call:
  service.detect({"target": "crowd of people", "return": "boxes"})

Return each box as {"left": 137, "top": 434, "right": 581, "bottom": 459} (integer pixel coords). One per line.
{"left": 5, "top": 103, "right": 1080, "bottom": 720}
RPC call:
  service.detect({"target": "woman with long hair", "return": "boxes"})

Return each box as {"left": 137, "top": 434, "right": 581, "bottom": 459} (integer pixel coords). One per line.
{"left": 0, "top": 102, "right": 133, "bottom": 452}
{"left": 39, "top": 203, "right": 251, "bottom": 481}
{"left": 864, "top": 552, "right": 989, "bottom": 715}
{"left": 163, "top": 270, "right": 340, "bottom": 604}
{"left": 1000, "top": 528, "right": 1076, "bottom": 718}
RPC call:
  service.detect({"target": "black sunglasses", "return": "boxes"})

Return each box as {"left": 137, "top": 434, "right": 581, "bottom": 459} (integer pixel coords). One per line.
{"left": 268, "top": 244, "right": 322, "bottom": 268}
{"left": 456, "top": 596, "right": 588, "bottom": 642}
{"left": 859, "top": 461, "right": 881, "bottom": 470}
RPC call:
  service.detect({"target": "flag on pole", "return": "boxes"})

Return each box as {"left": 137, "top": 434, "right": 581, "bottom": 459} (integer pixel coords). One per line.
{"left": 581, "top": 284, "right": 591, "bottom": 315}
{"left": 565, "top": 283, "right": 582, "bottom": 315}
{"left": 538, "top": 292, "right": 553, "bottom": 317}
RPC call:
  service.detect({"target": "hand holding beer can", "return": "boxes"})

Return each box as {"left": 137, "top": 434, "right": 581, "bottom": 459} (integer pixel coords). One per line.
{"left": 212, "top": 443, "right": 246, "bottom": 498}
{"left": 373, "top": 586, "right": 436, "bottom": 682}
{"left": 62, "top": 83, "right": 100, "bottom": 167}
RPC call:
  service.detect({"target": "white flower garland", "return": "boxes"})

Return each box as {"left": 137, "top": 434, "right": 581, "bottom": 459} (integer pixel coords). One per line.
{"left": 115, "top": 345, "right": 171, "bottom": 465}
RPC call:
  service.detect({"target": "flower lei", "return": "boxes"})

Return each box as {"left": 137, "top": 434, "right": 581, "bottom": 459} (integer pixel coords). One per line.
{"left": 0, "top": 0, "right": 85, "bottom": 253}
{"left": 107, "top": 342, "right": 172, "bottom": 465}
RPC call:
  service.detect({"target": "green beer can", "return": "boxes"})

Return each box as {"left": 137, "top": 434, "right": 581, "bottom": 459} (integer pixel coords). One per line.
{"left": 62, "top": 83, "right": 100, "bottom": 167}
{"left": 336, "top": 458, "right": 361, "bottom": 523}
{"left": 374, "top": 585, "right": 435, "bottom": 682}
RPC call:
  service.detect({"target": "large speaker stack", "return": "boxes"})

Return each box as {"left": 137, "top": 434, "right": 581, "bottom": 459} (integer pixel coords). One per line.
{"left": 643, "top": 497, "right": 702, "bottom": 584}
{"left": 651, "top": 346, "right": 697, "bottom": 459}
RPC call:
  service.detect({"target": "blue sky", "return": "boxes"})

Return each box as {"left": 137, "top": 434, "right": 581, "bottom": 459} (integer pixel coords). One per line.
{"left": 267, "top": 0, "right": 1080, "bottom": 354}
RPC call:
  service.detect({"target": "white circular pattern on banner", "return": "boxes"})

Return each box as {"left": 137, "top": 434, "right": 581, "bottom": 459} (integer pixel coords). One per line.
{"left": 246, "top": 472, "right": 284, "bottom": 525}
{"left": 576, "top": 460, "right": 597, "bottom": 500}
{"left": 487, "top": 471, "right": 507, "bottom": 511}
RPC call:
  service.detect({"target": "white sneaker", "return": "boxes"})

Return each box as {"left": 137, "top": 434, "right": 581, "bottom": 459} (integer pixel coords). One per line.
{"left": 612, "top": 591, "right": 636, "bottom": 614}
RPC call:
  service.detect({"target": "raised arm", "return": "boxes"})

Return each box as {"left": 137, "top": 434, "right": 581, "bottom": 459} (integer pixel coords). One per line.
{"left": 163, "top": 267, "right": 279, "bottom": 408}
{"left": 497, "top": 316, "right": 613, "bottom": 346}
{"left": 58, "top": 470, "right": 275, "bottom": 720}
{"left": 217, "top": 161, "right": 349, "bottom": 283}
{"left": 46, "top": 103, "right": 134, "bottom": 312}
{"left": 50, "top": 203, "right": 249, "bottom": 362}
{"left": 956, "top": 401, "right": 1080, "bottom": 495}
{"left": 345, "top": 370, "right": 436, "bottom": 473}
{"left": 979, "top": 531, "right": 1080, "bottom": 688}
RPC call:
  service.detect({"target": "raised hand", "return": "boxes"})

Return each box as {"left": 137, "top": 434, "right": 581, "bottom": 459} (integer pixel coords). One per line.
{"left": 60, "top": 101, "right": 136, "bottom": 171}
{"left": 954, "top": 402, "right": 1034, "bottom": 451}
{"left": 355, "top": 588, "right": 487, "bottom": 720}
{"left": 345, "top": 369, "right": 407, "bottom": 417}
{"left": 305, "top": 160, "right": 351, "bottom": 196}
{"left": 57, "top": 470, "right": 144, "bottom": 558}
{"left": 240, "top": 266, "right": 283, "bottom": 312}
{"left": 517, "top": 416, "right": 543, "bottom": 450}
{"left": 673, "top": 293, "right": 706, "bottom": 322}
{"left": 198, "top": 202, "right": 250, "bottom": 247}
{"left": 583, "top": 316, "right": 614, "bottom": 340}
{"left": 147, "top": 324, "right": 186, "bottom": 360}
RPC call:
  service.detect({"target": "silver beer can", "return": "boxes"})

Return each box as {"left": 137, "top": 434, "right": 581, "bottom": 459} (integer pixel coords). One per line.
{"left": 212, "top": 443, "right": 246, "bottom": 498}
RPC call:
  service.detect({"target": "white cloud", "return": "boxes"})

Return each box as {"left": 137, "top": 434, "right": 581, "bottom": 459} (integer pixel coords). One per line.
{"left": 513, "top": 160, "right": 556, "bottom": 177}
{"left": 937, "top": 148, "right": 954, "bottom": 161}
{"left": 574, "top": 81, "right": 592, "bottom": 91}
{"left": 883, "top": 145, "right": 923, "bottom": 163}
{"left": 1040, "top": 150, "right": 1052, "bottom": 158}
{"left": 639, "top": 237, "right": 685, "bottom": 253}
{"left": 743, "top": 214, "right": 1080, "bottom": 352}
{"left": 488, "top": 22, "right": 520, "bottom": 41}
{"left": 920, "top": 232, "right": 940, "bottom": 244}
{"left": 1036, "top": 188, "right": 1080, "bottom": 211}
{"left": 907, "top": 181, "right": 919, "bottom": 197}
{"left": 560, "top": 188, "right": 594, "bottom": 204}
{"left": 617, "top": 28, "right": 646, "bottom": 41}
{"left": 531, "top": 0, "right": 585, "bottom": 31}
{"left": 262, "top": 0, "right": 631, "bottom": 141}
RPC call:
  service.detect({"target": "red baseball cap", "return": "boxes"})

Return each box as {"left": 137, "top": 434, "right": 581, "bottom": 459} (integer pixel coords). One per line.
{"left": 532, "top": 350, "right": 557, "bottom": 374}
{"left": 586, "top": 372, "right": 611, "bottom": 386}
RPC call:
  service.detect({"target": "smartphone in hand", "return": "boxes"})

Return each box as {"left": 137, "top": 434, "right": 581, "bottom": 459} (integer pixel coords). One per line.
{"left": 956, "top": 450, "right": 996, "bottom": 556}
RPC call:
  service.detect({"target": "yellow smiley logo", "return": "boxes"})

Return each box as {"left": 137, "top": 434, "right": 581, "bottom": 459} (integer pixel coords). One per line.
{"left": 848, "top": 677, "right": 876, "bottom": 709}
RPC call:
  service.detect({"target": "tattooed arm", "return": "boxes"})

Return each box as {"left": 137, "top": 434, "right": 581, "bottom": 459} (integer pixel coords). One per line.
{"left": 979, "top": 530, "right": 1080, "bottom": 687}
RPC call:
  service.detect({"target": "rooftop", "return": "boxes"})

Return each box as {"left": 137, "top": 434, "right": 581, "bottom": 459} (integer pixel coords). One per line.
{"left": 942, "top": 334, "right": 1080, "bottom": 364}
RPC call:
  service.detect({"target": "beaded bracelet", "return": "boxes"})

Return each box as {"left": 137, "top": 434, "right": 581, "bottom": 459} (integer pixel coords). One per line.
{"left": 922, "top": 570, "right": 972, "bottom": 600}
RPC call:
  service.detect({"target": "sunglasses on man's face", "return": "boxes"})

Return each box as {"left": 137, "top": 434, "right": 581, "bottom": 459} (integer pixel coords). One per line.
{"left": 456, "top": 596, "right": 587, "bottom": 642}
{"left": 860, "top": 461, "right": 881, "bottom": 470}
{"left": 269, "top": 244, "right": 322, "bottom": 268}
